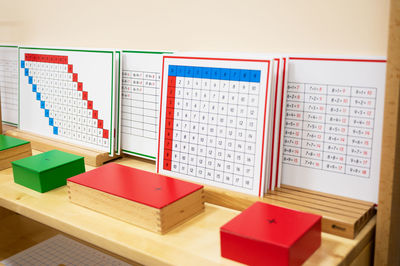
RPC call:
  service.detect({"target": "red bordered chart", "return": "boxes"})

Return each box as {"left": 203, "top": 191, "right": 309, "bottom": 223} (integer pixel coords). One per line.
{"left": 19, "top": 47, "right": 118, "bottom": 156}
{"left": 157, "top": 56, "right": 273, "bottom": 196}
{"left": 280, "top": 57, "right": 386, "bottom": 203}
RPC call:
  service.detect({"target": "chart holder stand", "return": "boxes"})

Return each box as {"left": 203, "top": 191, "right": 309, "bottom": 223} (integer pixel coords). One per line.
{"left": 4, "top": 128, "right": 120, "bottom": 166}
{"left": 204, "top": 184, "right": 375, "bottom": 239}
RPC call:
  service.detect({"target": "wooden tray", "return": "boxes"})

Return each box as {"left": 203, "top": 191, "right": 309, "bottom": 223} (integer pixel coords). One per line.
{"left": 205, "top": 184, "right": 375, "bottom": 239}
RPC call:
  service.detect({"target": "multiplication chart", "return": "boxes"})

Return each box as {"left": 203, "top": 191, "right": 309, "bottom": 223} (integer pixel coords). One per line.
{"left": 158, "top": 56, "right": 272, "bottom": 196}
{"left": 121, "top": 51, "right": 167, "bottom": 160}
{"left": 281, "top": 57, "right": 386, "bottom": 202}
{"left": 19, "top": 47, "right": 117, "bottom": 155}
{"left": 0, "top": 45, "right": 18, "bottom": 125}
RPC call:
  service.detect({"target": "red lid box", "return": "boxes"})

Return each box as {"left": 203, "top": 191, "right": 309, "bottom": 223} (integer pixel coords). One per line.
{"left": 220, "top": 202, "right": 321, "bottom": 266}
{"left": 67, "top": 163, "right": 204, "bottom": 234}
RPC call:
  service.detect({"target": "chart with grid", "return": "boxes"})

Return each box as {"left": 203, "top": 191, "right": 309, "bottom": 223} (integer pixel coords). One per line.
{"left": 1, "top": 234, "right": 130, "bottom": 266}
{"left": 158, "top": 57, "right": 271, "bottom": 196}
{"left": 283, "top": 82, "right": 376, "bottom": 178}
{"left": 20, "top": 53, "right": 110, "bottom": 149}
{"left": 0, "top": 46, "right": 18, "bottom": 125}
{"left": 121, "top": 70, "right": 160, "bottom": 139}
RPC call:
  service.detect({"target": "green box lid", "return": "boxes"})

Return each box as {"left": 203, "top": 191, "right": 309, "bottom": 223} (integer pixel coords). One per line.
{"left": 0, "top": 135, "right": 30, "bottom": 151}
{"left": 12, "top": 149, "right": 84, "bottom": 173}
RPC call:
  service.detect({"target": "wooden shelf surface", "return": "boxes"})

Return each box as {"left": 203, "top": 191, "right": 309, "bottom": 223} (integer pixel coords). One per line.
{"left": 0, "top": 151, "right": 376, "bottom": 265}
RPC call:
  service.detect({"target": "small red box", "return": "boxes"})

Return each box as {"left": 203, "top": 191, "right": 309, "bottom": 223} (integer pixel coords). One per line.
{"left": 220, "top": 202, "right": 321, "bottom": 266}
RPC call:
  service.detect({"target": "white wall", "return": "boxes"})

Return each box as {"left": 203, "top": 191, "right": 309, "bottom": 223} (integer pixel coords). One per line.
{"left": 0, "top": 0, "right": 390, "bottom": 56}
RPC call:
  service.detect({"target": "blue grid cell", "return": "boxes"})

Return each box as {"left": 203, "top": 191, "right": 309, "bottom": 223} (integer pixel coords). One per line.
{"left": 184, "top": 66, "right": 194, "bottom": 78}
{"left": 32, "top": 84, "right": 37, "bottom": 92}
{"left": 36, "top": 92, "right": 41, "bottom": 101}
{"left": 24, "top": 68, "right": 29, "bottom": 76}
{"left": 53, "top": 127, "right": 58, "bottom": 135}
{"left": 49, "top": 118, "right": 54, "bottom": 126}
{"left": 250, "top": 70, "right": 261, "bottom": 83}
{"left": 20, "top": 60, "right": 25, "bottom": 68}
{"left": 193, "top": 67, "right": 202, "bottom": 78}
{"left": 176, "top": 66, "right": 185, "bottom": 77}
{"left": 168, "top": 65, "right": 177, "bottom": 76}
{"left": 201, "top": 67, "right": 211, "bottom": 79}
{"left": 45, "top": 109, "right": 49, "bottom": 117}
{"left": 211, "top": 68, "right": 221, "bottom": 79}
{"left": 240, "top": 69, "right": 250, "bottom": 82}
{"left": 229, "top": 69, "right": 240, "bottom": 81}
{"left": 40, "top": 101, "right": 45, "bottom": 109}
{"left": 220, "top": 68, "right": 230, "bottom": 81}
{"left": 28, "top": 76, "right": 33, "bottom": 84}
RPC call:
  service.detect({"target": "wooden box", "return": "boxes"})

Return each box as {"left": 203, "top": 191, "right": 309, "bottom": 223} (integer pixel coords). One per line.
{"left": 220, "top": 202, "right": 321, "bottom": 266}
{"left": 12, "top": 149, "right": 85, "bottom": 193}
{"left": 0, "top": 134, "right": 32, "bottom": 170}
{"left": 67, "top": 163, "right": 205, "bottom": 234}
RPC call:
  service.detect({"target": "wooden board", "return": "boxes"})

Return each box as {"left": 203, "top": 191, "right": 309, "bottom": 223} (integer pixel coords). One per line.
{"left": 375, "top": 0, "right": 400, "bottom": 264}
{"left": 205, "top": 184, "right": 375, "bottom": 239}
{"left": 68, "top": 181, "right": 205, "bottom": 234}
{"left": 0, "top": 159, "right": 377, "bottom": 265}
{"left": 4, "top": 128, "right": 119, "bottom": 167}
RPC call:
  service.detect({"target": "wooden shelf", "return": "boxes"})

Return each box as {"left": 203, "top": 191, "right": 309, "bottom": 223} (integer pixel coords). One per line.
{"left": 0, "top": 150, "right": 376, "bottom": 265}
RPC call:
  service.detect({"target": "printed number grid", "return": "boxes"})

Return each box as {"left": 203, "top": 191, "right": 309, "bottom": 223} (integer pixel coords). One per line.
{"left": 1, "top": 234, "right": 130, "bottom": 266}
{"left": 0, "top": 59, "right": 18, "bottom": 117}
{"left": 283, "top": 82, "right": 376, "bottom": 178}
{"left": 121, "top": 70, "right": 161, "bottom": 139}
{"left": 20, "top": 53, "right": 109, "bottom": 148}
{"left": 163, "top": 65, "right": 261, "bottom": 190}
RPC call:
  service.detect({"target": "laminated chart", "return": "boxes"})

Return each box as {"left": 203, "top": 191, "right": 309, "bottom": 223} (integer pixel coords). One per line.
{"left": 157, "top": 56, "right": 273, "bottom": 196}
{"left": 121, "top": 51, "right": 169, "bottom": 160}
{"left": 280, "top": 57, "right": 386, "bottom": 202}
{"left": 0, "top": 45, "right": 18, "bottom": 125}
{"left": 265, "top": 57, "right": 288, "bottom": 191}
{"left": 19, "top": 47, "right": 117, "bottom": 155}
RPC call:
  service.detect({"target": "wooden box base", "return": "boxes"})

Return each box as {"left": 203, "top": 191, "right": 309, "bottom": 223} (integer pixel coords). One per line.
{"left": 68, "top": 181, "right": 204, "bottom": 234}
{"left": 0, "top": 136, "right": 32, "bottom": 171}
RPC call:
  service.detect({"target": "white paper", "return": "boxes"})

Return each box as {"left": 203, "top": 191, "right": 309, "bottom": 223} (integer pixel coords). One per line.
{"left": 1, "top": 234, "right": 130, "bottom": 266}
{"left": 280, "top": 56, "right": 386, "bottom": 203}
{"left": 121, "top": 51, "right": 166, "bottom": 160}
{"left": 19, "top": 47, "right": 116, "bottom": 155}
{"left": 157, "top": 55, "right": 273, "bottom": 196}
{"left": 0, "top": 45, "right": 18, "bottom": 125}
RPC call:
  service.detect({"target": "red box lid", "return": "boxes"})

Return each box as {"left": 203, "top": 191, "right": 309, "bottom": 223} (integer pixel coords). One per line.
{"left": 67, "top": 163, "right": 203, "bottom": 209}
{"left": 221, "top": 202, "right": 321, "bottom": 247}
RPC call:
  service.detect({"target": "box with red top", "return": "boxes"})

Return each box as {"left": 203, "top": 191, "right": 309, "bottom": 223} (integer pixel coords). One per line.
{"left": 67, "top": 163, "right": 204, "bottom": 234}
{"left": 220, "top": 202, "right": 321, "bottom": 266}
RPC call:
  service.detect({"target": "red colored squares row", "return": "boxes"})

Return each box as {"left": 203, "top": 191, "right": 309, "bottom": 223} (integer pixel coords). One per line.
{"left": 103, "top": 129, "right": 109, "bottom": 139}
{"left": 25, "top": 53, "right": 68, "bottom": 64}
{"left": 168, "top": 76, "right": 176, "bottom": 87}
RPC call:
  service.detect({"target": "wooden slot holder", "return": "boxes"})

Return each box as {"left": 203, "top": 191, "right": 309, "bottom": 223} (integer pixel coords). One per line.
{"left": 4, "top": 128, "right": 119, "bottom": 167}
{"left": 205, "top": 184, "right": 375, "bottom": 239}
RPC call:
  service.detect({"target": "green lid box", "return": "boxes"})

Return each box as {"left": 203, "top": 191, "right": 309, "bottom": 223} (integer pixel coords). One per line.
{"left": 12, "top": 150, "right": 85, "bottom": 193}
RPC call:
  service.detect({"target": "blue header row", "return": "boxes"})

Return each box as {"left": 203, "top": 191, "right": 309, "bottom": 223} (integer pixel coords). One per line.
{"left": 168, "top": 65, "right": 261, "bottom": 83}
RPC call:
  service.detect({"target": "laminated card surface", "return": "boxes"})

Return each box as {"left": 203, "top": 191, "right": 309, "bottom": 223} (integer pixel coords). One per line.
{"left": 157, "top": 56, "right": 273, "bottom": 196}
{"left": 0, "top": 45, "right": 18, "bottom": 125}
{"left": 280, "top": 57, "right": 386, "bottom": 203}
{"left": 19, "top": 47, "right": 116, "bottom": 155}
{"left": 121, "top": 51, "right": 169, "bottom": 160}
